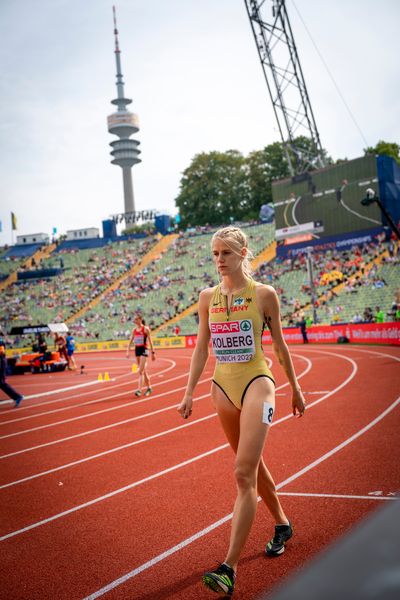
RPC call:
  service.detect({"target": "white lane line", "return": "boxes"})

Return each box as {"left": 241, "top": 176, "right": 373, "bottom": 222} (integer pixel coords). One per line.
{"left": 0, "top": 365, "right": 193, "bottom": 427}
{"left": 278, "top": 492, "right": 399, "bottom": 501}
{"left": 0, "top": 378, "right": 212, "bottom": 460}
{"left": 275, "top": 399, "right": 399, "bottom": 491}
{"left": 0, "top": 356, "right": 311, "bottom": 460}
{"left": 15, "top": 380, "right": 101, "bottom": 399}
{"left": 0, "top": 372, "right": 211, "bottom": 440}
{"left": 0, "top": 354, "right": 355, "bottom": 538}
{"left": 339, "top": 198, "right": 381, "bottom": 225}
{"left": 0, "top": 378, "right": 116, "bottom": 408}
{"left": 290, "top": 347, "right": 400, "bottom": 362}
{"left": 291, "top": 195, "right": 302, "bottom": 225}
{"left": 0, "top": 359, "right": 290, "bottom": 440}
{"left": 0, "top": 380, "right": 118, "bottom": 408}
{"left": 0, "top": 398, "right": 215, "bottom": 489}
{"left": 0, "top": 443, "right": 229, "bottom": 542}
{"left": 336, "top": 348, "right": 400, "bottom": 361}
{"left": 0, "top": 359, "right": 177, "bottom": 416}
{"left": 276, "top": 390, "right": 331, "bottom": 396}
{"left": 0, "top": 354, "right": 306, "bottom": 486}
{"left": 82, "top": 396, "right": 400, "bottom": 600}
{"left": 82, "top": 514, "right": 234, "bottom": 600}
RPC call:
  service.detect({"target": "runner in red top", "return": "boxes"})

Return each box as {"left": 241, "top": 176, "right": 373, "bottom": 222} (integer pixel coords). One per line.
{"left": 126, "top": 315, "right": 155, "bottom": 396}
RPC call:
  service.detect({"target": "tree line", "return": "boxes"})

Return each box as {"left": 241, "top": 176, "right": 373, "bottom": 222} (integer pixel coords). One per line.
{"left": 174, "top": 138, "right": 399, "bottom": 228}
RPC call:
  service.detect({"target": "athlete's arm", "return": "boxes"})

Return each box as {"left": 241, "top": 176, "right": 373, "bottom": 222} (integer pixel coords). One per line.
{"left": 145, "top": 326, "right": 156, "bottom": 361}
{"left": 261, "top": 285, "right": 306, "bottom": 417}
{"left": 177, "top": 288, "right": 212, "bottom": 419}
{"left": 126, "top": 330, "right": 135, "bottom": 357}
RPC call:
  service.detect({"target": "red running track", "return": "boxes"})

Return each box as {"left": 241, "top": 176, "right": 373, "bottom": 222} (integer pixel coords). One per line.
{"left": 0, "top": 346, "right": 399, "bottom": 599}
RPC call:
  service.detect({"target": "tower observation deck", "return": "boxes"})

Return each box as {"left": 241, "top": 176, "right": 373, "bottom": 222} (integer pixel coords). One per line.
{"left": 107, "top": 6, "right": 141, "bottom": 215}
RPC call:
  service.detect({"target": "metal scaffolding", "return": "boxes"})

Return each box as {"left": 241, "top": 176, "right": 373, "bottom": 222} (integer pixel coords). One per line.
{"left": 244, "top": 0, "right": 326, "bottom": 175}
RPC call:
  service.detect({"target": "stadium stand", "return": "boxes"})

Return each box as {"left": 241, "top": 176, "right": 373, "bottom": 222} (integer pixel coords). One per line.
{"left": 1, "top": 223, "right": 398, "bottom": 346}
{"left": 168, "top": 237, "right": 399, "bottom": 334}
{"left": 0, "top": 237, "right": 158, "bottom": 339}
{"left": 296, "top": 241, "right": 398, "bottom": 326}
{"left": 74, "top": 223, "right": 273, "bottom": 340}
{"left": 0, "top": 242, "right": 56, "bottom": 292}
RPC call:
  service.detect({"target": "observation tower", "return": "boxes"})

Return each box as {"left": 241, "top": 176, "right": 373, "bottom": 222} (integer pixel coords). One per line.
{"left": 107, "top": 6, "right": 141, "bottom": 215}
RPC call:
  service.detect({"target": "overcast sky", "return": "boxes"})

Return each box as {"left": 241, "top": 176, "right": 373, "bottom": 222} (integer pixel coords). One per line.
{"left": 0, "top": 0, "right": 399, "bottom": 245}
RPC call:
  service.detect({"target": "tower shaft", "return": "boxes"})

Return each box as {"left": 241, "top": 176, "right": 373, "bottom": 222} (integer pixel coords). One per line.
{"left": 244, "top": 0, "right": 326, "bottom": 175}
{"left": 122, "top": 167, "right": 134, "bottom": 214}
{"left": 108, "top": 6, "right": 141, "bottom": 215}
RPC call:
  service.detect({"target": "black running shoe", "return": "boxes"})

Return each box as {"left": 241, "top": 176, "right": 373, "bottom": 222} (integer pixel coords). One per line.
{"left": 14, "top": 396, "right": 24, "bottom": 408}
{"left": 144, "top": 387, "right": 152, "bottom": 396}
{"left": 134, "top": 390, "right": 141, "bottom": 397}
{"left": 203, "top": 562, "right": 235, "bottom": 596}
{"left": 265, "top": 522, "right": 293, "bottom": 556}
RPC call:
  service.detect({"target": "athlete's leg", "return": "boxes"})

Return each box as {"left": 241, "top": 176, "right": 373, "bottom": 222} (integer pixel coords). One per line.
{"left": 257, "top": 458, "right": 288, "bottom": 524}
{"left": 62, "top": 348, "right": 70, "bottom": 367}
{"left": 211, "top": 382, "right": 240, "bottom": 447}
{"left": 212, "top": 382, "right": 288, "bottom": 525}
{"left": 225, "top": 377, "right": 275, "bottom": 569}
{"left": 142, "top": 357, "right": 151, "bottom": 388}
{"left": 69, "top": 352, "right": 77, "bottom": 370}
{"left": 139, "top": 355, "right": 150, "bottom": 390}
{"left": 136, "top": 355, "right": 143, "bottom": 390}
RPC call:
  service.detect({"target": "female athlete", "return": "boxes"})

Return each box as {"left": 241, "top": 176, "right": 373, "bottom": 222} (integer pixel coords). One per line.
{"left": 177, "top": 226, "right": 306, "bottom": 596}
{"left": 126, "top": 315, "right": 155, "bottom": 396}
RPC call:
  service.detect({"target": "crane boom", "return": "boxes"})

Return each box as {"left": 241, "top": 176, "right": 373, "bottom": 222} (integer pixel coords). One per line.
{"left": 244, "top": 0, "right": 326, "bottom": 175}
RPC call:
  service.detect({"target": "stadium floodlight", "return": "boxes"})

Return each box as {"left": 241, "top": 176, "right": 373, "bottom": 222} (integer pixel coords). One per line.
{"left": 361, "top": 189, "right": 400, "bottom": 239}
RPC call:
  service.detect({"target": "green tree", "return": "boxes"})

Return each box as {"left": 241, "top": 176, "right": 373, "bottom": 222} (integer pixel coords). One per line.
{"left": 175, "top": 137, "right": 331, "bottom": 226}
{"left": 122, "top": 222, "right": 155, "bottom": 235}
{"left": 364, "top": 140, "right": 400, "bottom": 164}
{"left": 175, "top": 150, "right": 248, "bottom": 227}
{"left": 246, "top": 142, "right": 290, "bottom": 214}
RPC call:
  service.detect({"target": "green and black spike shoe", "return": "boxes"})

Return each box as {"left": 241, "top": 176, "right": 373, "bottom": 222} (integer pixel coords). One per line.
{"left": 203, "top": 562, "right": 236, "bottom": 596}
{"left": 265, "top": 522, "right": 293, "bottom": 556}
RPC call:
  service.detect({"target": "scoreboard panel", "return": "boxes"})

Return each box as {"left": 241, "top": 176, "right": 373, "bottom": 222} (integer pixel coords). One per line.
{"left": 272, "top": 155, "right": 382, "bottom": 239}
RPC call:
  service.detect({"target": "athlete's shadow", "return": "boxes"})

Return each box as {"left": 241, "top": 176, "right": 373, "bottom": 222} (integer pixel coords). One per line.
{"left": 131, "top": 568, "right": 206, "bottom": 599}
{"left": 133, "top": 552, "right": 266, "bottom": 599}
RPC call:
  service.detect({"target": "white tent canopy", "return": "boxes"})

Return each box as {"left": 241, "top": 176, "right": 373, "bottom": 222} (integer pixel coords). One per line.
{"left": 48, "top": 323, "right": 68, "bottom": 333}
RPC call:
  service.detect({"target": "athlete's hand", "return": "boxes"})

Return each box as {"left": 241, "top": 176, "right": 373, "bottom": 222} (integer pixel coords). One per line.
{"left": 292, "top": 388, "right": 306, "bottom": 417}
{"left": 177, "top": 393, "right": 193, "bottom": 420}
{"left": 151, "top": 351, "right": 156, "bottom": 361}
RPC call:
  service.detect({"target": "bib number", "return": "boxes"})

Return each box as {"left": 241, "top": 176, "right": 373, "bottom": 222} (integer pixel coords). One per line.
{"left": 262, "top": 401, "right": 274, "bottom": 425}
{"left": 210, "top": 319, "right": 255, "bottom": 363}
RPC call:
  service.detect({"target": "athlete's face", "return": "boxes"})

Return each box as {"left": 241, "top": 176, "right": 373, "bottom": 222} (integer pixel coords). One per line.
{"left": 212, "top": 239, "right": 245, "bottom": 276}
{"left": 134, "top": 316, "right": 142, "bottom": 326}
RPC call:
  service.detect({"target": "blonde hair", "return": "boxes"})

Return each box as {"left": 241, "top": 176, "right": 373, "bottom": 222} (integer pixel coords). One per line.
{"left": 211, "top": 226, "right": 254, "bottom": 278}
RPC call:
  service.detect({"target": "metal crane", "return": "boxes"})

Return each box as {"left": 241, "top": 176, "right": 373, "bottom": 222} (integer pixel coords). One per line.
{"left": 244, "top": 0, "right": 326, "bottom": 176}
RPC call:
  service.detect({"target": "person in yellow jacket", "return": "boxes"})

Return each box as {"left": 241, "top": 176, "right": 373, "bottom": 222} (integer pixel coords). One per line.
{"left": 178, "top": 226, "right": 306, "bottom": 596}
